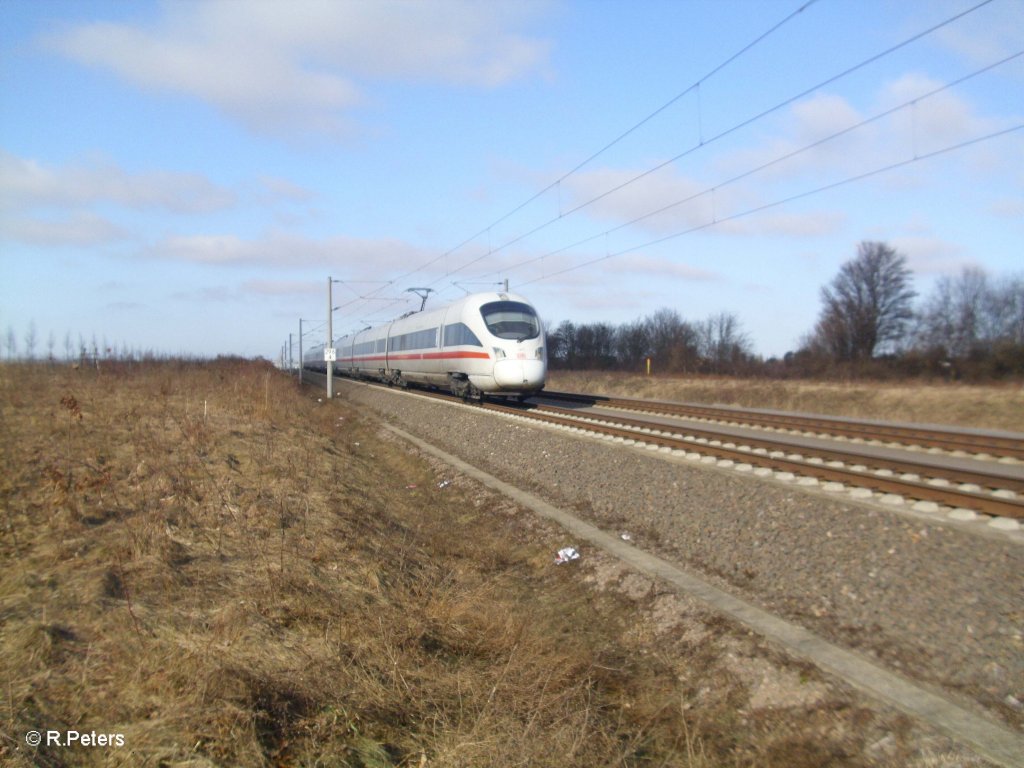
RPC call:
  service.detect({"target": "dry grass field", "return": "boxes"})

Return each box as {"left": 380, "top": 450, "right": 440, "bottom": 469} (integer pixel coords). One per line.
{"left": 546, "top": 371, "right": 1024, "bottom": 433}
{"left": 0, "top": 360, "right": 975, "bottom": 767}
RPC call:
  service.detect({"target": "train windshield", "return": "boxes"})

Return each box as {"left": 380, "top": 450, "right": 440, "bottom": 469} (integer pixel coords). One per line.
{"left": 480, "top": 301, "right": 540, "bottom": 341}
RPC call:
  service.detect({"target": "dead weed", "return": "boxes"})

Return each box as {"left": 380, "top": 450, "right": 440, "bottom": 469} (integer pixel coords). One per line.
{"left": 0, "top": 361, "right": 962, "bottom": 767}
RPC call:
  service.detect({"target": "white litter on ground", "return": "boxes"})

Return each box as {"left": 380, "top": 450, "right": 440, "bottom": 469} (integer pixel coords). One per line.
{"left": 554, "top": 546, "right": 580, "bottom": 564}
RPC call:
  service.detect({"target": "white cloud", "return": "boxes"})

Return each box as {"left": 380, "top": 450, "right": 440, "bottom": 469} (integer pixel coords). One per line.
{"left": 892, "top": 235, "right": 970, "bottom": 276}
{"left": 555, "top": 66, "right": 1017, "bottom": 253}
{"left": 45, "top": 0, "right": 553, "bottom": 139}
{"left": 256, "top": 0, "right": 553, "bottom": 86}
{"left": 936, "top": 1, "right": 1024, "bottom": 78}
{"left": 606, "top": 254, "right": 717, "bottom": 282}
{"left": 990, "top": 197, "right": 1024, "bottom": 218}
{"left": 146, "top": 230, "right": 435, "bottom": 277}
{"left": 718, "top": 210, "right": 846, "bottom": 238}
{"left": 878, "top": 73, "right": 1007, "bottom": 155}
{"left": 0, "top": 150, "right": 236, "bottom": 213}
{"left": 171, "top": 285, "right": 236, "bottom": 303}
{"left": 0, "top": 211, "right": 129, "bottom": 246}
{"left": 105, "top": 300, "right": 144, "bottom": 312}
{"left": 557, "top": 286, "right": 665, "bottom": 315}
{"left": 255, "top": 176, "right": 315, "bottom": 204}
{"left": 557, "top": 160, "right": 846, "bottom": 242}
{"left": 715, "top": 68, "right": 1019, "bottom": 191}
{"left": 789, "top": 93, "right": 864, "bottom": 145}
{"left": 712, "top": 92, "right": 873, "bottom": 184}
{"left": 563, "top": 166, "right": 714, "bottom": 234}
{"left": 50, "top": 19, "right": 361, "bottom": 139}
{"left": 242, "top": 279, "right": 321, "bottom": 298}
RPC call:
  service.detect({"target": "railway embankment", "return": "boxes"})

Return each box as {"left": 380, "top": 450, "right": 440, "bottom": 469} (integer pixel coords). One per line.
{"left": 337, "top": 378, "right": 1024, "bottom": 746}
{"left": 3, "top": 359, "right": 1020, "bottom": 767}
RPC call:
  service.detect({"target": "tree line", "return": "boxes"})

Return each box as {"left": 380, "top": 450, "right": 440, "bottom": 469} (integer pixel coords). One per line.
{"left": 6, "top": 242, "right": 1020, "bottom": 380}
{"left": 546, "top": 242, "right": 1024, "bottom": 380}
{"left": 1, "top": 326, "right": 188, "bottom": 366}
{"left": 548, "top": 309, "right": 756, "bottom": 375}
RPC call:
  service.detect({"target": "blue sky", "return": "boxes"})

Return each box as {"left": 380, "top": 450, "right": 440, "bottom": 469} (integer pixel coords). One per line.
{"left": 1, "top": 0, "right": 1021, "bottom": 361}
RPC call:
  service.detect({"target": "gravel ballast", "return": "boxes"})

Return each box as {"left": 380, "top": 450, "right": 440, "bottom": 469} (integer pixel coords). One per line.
{"left": 338, "top": 380, "right": 1024, "bottom": 732}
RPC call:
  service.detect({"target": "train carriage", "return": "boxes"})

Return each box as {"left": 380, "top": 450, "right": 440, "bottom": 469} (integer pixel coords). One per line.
{"left": 304, "top": 291, "right": 546, "bottom": 399}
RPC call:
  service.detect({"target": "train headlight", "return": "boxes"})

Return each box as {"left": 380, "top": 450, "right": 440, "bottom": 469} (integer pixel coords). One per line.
{"left": 535, "top": 347, "right": 544, "bottom": 359}
{"left": 492, "top": 347, "right": 506, "bottom": 359}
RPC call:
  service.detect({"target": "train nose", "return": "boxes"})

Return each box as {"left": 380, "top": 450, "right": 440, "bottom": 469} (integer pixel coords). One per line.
{"left": 493, "top": 359, "right": 545, "bottom": 389}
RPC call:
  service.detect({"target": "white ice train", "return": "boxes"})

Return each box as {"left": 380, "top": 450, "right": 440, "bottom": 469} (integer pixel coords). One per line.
{"left": 304, "top": 291, "right": 546, "bottom": 399}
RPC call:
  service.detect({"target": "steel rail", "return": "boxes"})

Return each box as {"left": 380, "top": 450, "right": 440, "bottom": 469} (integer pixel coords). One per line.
{"left": 539, "top": 390, "right": 1024, "bottom": 460}
{"left": 487, "top": 400, "right": 1024, "bottom": 519}
{"left": 303, "top": 373, "right": 1023, "bottom": 519}
{"left": 528, "top": 403, "right": 1024, "bottom": 494}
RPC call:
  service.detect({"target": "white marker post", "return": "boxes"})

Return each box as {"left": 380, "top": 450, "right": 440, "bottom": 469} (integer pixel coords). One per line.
{"left": 326, "top": 276, "right": 334, "bottom": 399}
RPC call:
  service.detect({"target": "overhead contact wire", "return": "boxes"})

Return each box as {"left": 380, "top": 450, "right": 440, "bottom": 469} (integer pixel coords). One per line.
{"left": 329, "top": 0, "right": 995, "bottom": 328}
{"left": 519, "top": 125, "right": 1023, "bottom": 286}
{"left": 480, "top": 49, "right": 1024, "bottom": 278}
{"left": 457, "top": 0, "right": 999, "bottom": 283}
{"left": 388, "top": 0, "right": 823, "bottom": 288}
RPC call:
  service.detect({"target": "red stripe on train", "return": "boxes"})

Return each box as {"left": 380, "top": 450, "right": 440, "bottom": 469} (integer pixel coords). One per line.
{"left": 337, "top": 350, "right": 491, "bottom": 363}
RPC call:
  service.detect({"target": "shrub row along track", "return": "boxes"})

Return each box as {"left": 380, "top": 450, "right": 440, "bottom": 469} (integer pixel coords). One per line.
{"left": 510, "top": 391, "right": 1024, "bottom": 521}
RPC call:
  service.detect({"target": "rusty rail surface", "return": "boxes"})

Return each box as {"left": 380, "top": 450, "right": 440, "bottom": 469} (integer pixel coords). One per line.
{"left": 496, "top": 400, "right": 1024, "bottom": 519}
{"left": 303, "top": 373, "right": 1023, "bottom": 520}
{"left": 539, "top": 390, "right": 1024, "bottom": 461}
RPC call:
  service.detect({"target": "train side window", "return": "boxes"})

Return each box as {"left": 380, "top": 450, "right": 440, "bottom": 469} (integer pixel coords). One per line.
{"left": 389, "top": 328, "right": 438, "bottom": 351}
{"left": 443, "top": 323, "right": 482, "bottom": 347}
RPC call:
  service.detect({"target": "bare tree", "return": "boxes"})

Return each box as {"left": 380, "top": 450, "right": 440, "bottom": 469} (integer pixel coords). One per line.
{"left": 697, "top": 312, "right": 753, "bottom": 374}
{"left": 987, "top": 274, "right": 1024, "bottom": 345}
{"left": 916, "top": 267, "right": 989, "bottom": 356}
{"left": 614, "top": 318, "right": 651, "bottom": 370}
{"left": 24, "top": 321, "right": 37, "bottom": 360}
{"left": 916, "top": 269, "right": 1024, "bottom": 357}
{"left": 645, "top": 308, "right": 698, "bottom": 373}
{"left": 549, "top": 320, "right": 577, "bottom": 367}
{"left": 573, "top": 322, "right": 616, "bottom": 368}
{"left": 813, "top": 241, "right": 916, "bottom": 360}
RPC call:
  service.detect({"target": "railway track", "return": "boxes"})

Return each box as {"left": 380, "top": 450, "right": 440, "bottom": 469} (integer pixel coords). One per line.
{"left": 499, "top": 398, "right": 1024, "bottom": 520}
{"left": 539, "top": 390, "right": 1024, "bottom": 461}
{"left": 307, "top": 373, "right": 1024, "bottom": 766}
{"left": 308, "top": 373, "right": 1024, "bottom": 522}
